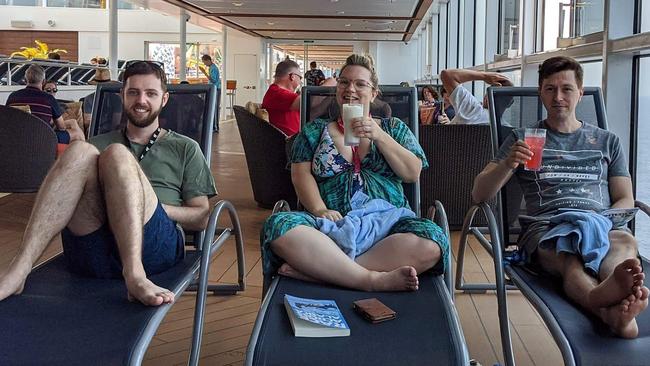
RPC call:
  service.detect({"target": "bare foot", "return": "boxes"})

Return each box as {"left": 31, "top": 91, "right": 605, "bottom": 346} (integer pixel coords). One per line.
{"left": 0, "top": 266, "right": 29, "bottom": 301}
{"left": 601, "top": 286, "right": 649, "bottom": 339}
{"left": 589, "top": 258, "right": 643, "bottom": 308}
{"left": 125, "top": 276, "right": 174, "bottom": 306}
{"left": 278, "top": 263, "right": 321, "bottom": 283}
{"left": 368, "top": 266, "right": 419, "bottom": 292}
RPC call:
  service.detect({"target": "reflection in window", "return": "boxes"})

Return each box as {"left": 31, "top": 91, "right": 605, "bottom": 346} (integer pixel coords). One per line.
{"left": 46, "top": 0, "right": 102, "bottom": 7}
{"left": 499, "top": 0, "right": 520, "bottom": 55}
{"left": 580, "top": 61, "right": 602, "bottom": 87}
{"left": 635, "top": 57, "right": 650, "bottom": 258}
{"left": 575, "top": 0, "right": 604, "bottom": 36}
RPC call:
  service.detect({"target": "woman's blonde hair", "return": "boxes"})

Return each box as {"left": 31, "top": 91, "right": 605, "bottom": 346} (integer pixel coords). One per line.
{"left": 340, "top": 54, "right": 379, "bottom": 89}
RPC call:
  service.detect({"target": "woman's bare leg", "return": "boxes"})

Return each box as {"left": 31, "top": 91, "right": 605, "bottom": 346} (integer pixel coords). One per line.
{"left": 271, "top": 226, "right": 418, "bottom": 291}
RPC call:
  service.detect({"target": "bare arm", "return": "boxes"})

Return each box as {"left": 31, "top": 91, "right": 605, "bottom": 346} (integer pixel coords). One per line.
{"left": 440, "top": 69, "right": 513, "bottom": 95}
{"left": 291, "top": 162, "right": 342, "bottom": 220}
{"left": 354, "top": 117, "right": 422, "bottom": 182}
{"left": 289, "top": 94, "right": 301, "bottom": 111}
{"left": 608, "top": 176, "right": 635, "bottom": 209}
{"left": 162, "top": 195, "right": 210, "bottom": 231}
{"left": 472, "top": 140, "right": 532, "bottom": 203}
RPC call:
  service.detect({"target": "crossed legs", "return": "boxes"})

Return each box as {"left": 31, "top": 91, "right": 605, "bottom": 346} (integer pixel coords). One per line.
{"left": 536, "top": 230, "right": 648, "bottom": 338}
{"left": 0, "top": 142, "right": 174, "bottom": 306}
{"left": 271, "top": 227, "right": 440, "bottom": 292}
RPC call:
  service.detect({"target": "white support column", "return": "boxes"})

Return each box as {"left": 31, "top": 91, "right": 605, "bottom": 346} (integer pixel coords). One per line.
{"left": 222, "top": 26, "right": 228, "bottom": 119}
{"left": 109, "top": 0, "right": 118, "bottom": 81}
{"left": 179, "top": 10, "right": 188, "bottom": 82}
{"left": 602, "top": 0, "right": 635, "bottom": 155}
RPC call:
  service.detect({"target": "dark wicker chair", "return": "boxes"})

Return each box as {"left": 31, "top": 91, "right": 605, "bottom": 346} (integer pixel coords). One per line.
{"left": 419, "top": 124, "right": 493, "bottom": 229}
{"left": 233, "top": 105, "right": 297, "bottom": 209}
{"left": 0, "top": 105, "right": 57, "bottom": 192}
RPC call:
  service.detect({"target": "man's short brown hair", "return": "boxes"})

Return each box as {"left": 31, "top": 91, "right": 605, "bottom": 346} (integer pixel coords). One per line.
{"left": 538, "top": 56, "right": 584, "bottom": 88}
{"left": 274, "top": 59, "right": 300, "bottom": 78}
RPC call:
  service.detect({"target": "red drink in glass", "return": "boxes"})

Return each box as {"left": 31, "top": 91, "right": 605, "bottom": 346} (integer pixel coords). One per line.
{"left": 524, "top": 128, "right": 546, "bottom": 171}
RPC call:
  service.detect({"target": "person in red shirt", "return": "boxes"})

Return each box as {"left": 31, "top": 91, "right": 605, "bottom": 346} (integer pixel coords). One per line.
{"left": 261, "top": 59, "right": 302, "bottom": 136}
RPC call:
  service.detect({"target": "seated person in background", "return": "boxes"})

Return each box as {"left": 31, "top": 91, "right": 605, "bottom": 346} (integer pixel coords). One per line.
{"left": 369, "top": 98, "right": 392, "bottom": 119}
{"left": 419, "top": 85, "right": 439, "bottom": 125}
{"left": 440, "top": 68, "right": 512, "bottom": 125}
{"left": 6, "top": 65, "right": 84, "bottom": 143}
{"left": 472, "top": 56, "right": 648, "bottom": 338}
{"left": 261, "top": 54, "right": 448, "bottom": 292}
{"left": 43, "top": 79, "right": 69, "bottom": 112}
{"left": 421, "top": 85, "right": 439, "bottom": 106}
{"left": 0, "top": 61, "right": 216, "bottom": 306}
{"left": 439, "top": 87, "right": 456, "bottom": 122}
{"left": 304, "top": 61, "right": 326, "bottom": 86}
{"left": 262, "top": 59, "right": 302, "bottom": 136}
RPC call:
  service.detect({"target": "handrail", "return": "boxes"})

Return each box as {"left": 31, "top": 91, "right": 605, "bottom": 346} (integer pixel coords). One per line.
{"left": 0, "top": 57, "right": 115, "bottom": 86}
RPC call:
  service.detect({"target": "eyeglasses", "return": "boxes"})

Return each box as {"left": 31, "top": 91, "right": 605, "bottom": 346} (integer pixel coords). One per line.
{"left": 124, "top": 60, "right": 165, "bottom": 71}
{"left": 44, "top": 87, "right": 58, "bottom": 93}
{"left": 336, "top": 77, "right": 374, "bottom": 90}
{"left": 289, "top": 72, "right": 303, "bottom": 81}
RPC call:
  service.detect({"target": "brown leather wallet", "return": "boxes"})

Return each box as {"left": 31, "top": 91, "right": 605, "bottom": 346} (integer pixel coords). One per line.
{"left": 352, "top": 298, "right": 396, "bottom": 323}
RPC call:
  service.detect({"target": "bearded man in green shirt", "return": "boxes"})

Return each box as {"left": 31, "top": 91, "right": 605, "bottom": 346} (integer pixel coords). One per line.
{"left": 0, "top": 61, "right": 216, "bottom": 307}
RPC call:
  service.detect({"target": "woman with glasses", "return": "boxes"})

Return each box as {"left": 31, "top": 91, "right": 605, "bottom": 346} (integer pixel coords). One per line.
{"left": 261, "top": 54, "right": 448, "bottom": 292}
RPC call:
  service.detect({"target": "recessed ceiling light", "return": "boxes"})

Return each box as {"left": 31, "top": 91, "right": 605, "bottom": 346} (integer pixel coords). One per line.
{"left": 267, "top": 22, "right": 275, "bottom": 25}
{"left": 330, "top": 0, "right": 338, "bottom": 2}
{"left": 344, "top": 24, "right": 351, "bottom": 27}
{"left": 232, "top": 2, "right": 243, "bottom": 6}
{"left": 287, "top": 33, "right": 294, "bottom": 36}
{"left": 336, "top": 11, "right": 345, "bottom": 15}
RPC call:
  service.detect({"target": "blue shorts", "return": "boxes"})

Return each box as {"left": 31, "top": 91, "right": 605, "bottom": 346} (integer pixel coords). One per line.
{"left": 55, "top": 129, "right": 71, "bottom": 144}
{"left": 61, "top": 203, "right": 185, "bottom": 279}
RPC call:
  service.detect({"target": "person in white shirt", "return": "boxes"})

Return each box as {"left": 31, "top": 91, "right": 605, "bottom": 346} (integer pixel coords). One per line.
{"left": 440, "top": 69, "right": 513, "bottom": 125}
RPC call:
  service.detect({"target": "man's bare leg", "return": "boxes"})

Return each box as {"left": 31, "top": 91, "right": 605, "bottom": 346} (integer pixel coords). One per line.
{"left": 538, "top": 247, "right": 647, "bottom": 338}
{"left": 271, "top": 226, "right": 418, "bottom": 292}
{"left": 0, "top": 142, "right": 101, "bottom": 301}
{"left": 589, "top": 231, "right": 644, "bottom": 308}
{"left": 97, "top": 144, "right": 173, "bottom": 306}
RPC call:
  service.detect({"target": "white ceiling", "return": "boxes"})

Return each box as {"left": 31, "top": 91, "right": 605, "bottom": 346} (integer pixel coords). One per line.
{"left": 162, "top": 0, "right": 435, "bottom": 42}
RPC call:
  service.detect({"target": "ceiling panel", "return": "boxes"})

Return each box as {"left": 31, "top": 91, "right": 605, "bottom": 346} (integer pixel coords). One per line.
{"left": 191, "top": 0, "right": 418, "bottom": 17}
{"left": 164, "top": 0, "right": 435, "bottom": 42}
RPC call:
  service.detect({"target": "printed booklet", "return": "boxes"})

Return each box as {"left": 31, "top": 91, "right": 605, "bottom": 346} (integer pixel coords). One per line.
{"left": 284, "top": 294, "right": 350, "bottom": 337}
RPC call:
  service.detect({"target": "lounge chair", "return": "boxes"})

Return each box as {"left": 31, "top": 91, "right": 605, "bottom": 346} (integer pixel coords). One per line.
{"left": 0, "top": 105, "right": 57, "bottom": 192}
{"left": 0, "top": 83, "right": 246, "bottom": 366}
{"left": 244, "top": 86, "right": 469, "bottom": 366}
{"left": 456, "top": 86, "right": 650, "bottom": 366}
{"left": 233, "top": 105, "right": 298, "bottom": 209}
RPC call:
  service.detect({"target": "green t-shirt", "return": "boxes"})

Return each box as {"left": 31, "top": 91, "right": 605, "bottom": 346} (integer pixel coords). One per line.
{"left": 90, "top": 129, "right": 217, "bottom": 206}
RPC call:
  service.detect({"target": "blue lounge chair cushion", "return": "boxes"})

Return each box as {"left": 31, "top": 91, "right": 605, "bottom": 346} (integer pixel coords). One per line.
{"left": 249, "top": 271, "right": 467, "bottom": 366}
{"left": 0, "top": 251, "right": 203, "bottom": 366}
{"left": 507, "top": 257, "right": 650, "bottom": 366}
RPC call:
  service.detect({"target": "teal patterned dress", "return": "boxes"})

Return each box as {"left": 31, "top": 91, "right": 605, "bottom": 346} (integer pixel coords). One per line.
{"left": 261, "top": 117, "right": 448, "bottom": 276}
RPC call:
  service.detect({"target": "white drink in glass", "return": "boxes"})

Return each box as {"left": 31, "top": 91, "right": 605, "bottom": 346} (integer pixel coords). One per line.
{"left": 342, "top": 103, "right": 363, "bottom": 146}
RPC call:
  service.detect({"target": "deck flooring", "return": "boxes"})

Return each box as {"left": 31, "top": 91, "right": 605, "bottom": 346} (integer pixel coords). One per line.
{"left": 0, "top": 119, "right": 562, "bottom": 366}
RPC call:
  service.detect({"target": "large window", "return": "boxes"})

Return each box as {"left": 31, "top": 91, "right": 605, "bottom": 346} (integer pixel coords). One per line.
{"left": 576, "top": 0, "right": 604, "bottom": 36}
{"left": 635, "top": 56, "right": 650, "bottom": 258}
{"left": 474, "top": 0, "right": 486, "bottom": 65}
{"left": 499, "top": 0, "right": 520, "bottom": 55}
{"left": 543, "top": 0, "right": 571, "bottom": 51}
{"left": 146, "top": 42, "right": 223, "bottom": 82}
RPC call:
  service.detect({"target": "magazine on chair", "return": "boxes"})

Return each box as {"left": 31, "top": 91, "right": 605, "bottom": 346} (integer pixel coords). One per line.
{"left": 284, "top": 294, "right": 350, "bottom": 337}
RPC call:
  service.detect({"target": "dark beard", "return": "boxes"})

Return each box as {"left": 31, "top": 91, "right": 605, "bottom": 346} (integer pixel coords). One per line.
{"left": 124, "top": 103, "right": 163, "bottom": 128}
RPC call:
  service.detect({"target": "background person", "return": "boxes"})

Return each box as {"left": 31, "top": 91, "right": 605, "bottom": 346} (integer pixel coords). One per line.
{"left": 6, "top": 64, "right": 84, "bottom": 143}
{"left": 200, "top": 55, "right": 221, "bottom": 133}
{"left": 261, "top": 54, "right": 448, "bottom": 292}
{"left": 261, "top": 59, "right": 302, "bottom": 136}
{"left": 304, "top": 61, "right": 326, "bottom": 86}
{"left": 472, "top": 56, "right": 648, "bottom": 338}
{"left": 440, "top": 68, "right": 512, "bottom": 124}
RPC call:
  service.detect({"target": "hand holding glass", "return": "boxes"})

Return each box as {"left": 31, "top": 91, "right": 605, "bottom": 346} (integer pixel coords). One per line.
{"left": 342, "top": 103, "right": 364, "bottom": 146}
{"left": 524, "top": 128, "right": 546, "bottom": 171}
